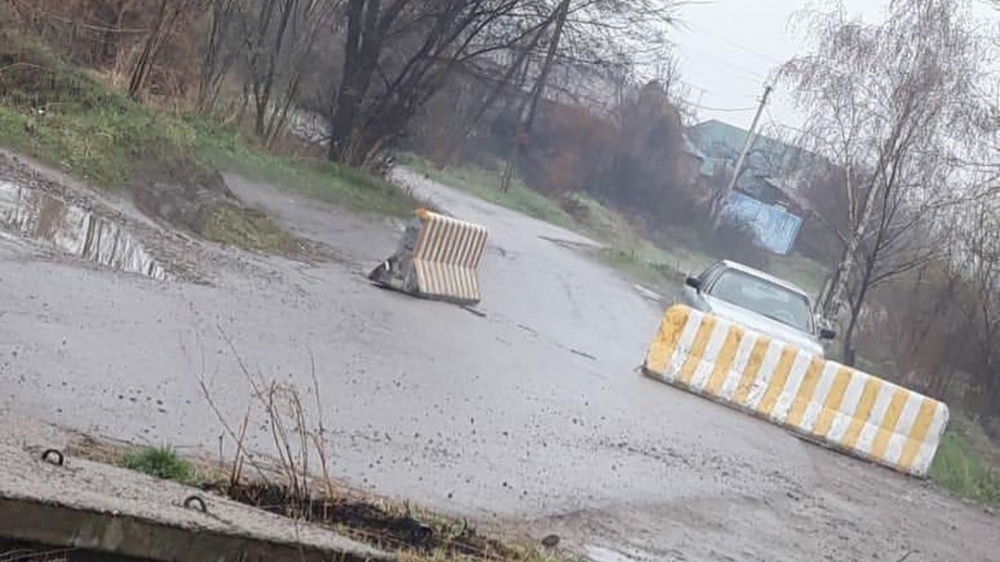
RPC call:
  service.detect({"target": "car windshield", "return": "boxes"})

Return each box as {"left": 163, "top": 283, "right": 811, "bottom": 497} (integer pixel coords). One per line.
{"left": 709, "top": 269, "right": 813, "bottom": 332}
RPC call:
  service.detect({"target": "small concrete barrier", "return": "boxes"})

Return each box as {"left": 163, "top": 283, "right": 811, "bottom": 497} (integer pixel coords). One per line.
{"left": 643, "top": 305, "right": 949, "bottom": 477}
{"left": 370, "top": 209, "right": 488, "bottom": 304}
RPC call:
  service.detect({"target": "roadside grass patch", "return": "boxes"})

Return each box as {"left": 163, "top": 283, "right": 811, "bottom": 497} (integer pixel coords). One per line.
{"left": 121, "top": 446, "right": 203, "bottom": 486}
{"left": 930, "top": 429, "right": 1000, "bottom": 507}
{"left": 0, "top": 31, "right": 200, "bottom": 189}
{"left": 196, "top": 123, "right": 419, "bottom": 217}
{"left": 201, "top": 204, "right": 302, "bottom": 254}
{"left": 400, "top": 154, "right": 576, "bottom": 229}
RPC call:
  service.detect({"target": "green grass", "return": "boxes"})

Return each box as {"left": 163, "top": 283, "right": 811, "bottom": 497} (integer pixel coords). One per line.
{"left": 202, "top": 205, "right": 302, "bottom": 253}
{"left": 930, "top": 429, "right": 1000, "bottom": 507}
{"left": 195, "top": 123, "right": 418, "bottom": 217}
{"left": 0, "top": 69, "right": 199, "bottom": 189}
{"left": 401, "top": 154, "right": 576, "bottom": 229}
{"left": 121, "top": 446, "right": 203, "bottom": 486}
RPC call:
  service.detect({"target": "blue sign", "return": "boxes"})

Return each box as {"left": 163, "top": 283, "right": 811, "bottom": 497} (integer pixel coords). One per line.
{"left": 722, "top": 191, "right": 802, "bottom": 255}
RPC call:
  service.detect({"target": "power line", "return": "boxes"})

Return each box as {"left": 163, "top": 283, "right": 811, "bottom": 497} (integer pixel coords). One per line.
{"left": 676, "top": 80, "right": 767, "bottom": 113}
{"left": 682, "top": 21, "right": 786, "bottom": 66}
{"left": 677, "top": 47, "right": 769, "bottom": 84}
{"left": 686, "top": 102, "right": 757, "bottom": 113}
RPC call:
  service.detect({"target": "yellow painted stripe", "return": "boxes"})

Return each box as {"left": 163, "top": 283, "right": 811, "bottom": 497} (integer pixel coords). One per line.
{"left": 757, "top": 345, "right": 799, "bottom": 417}
{"left": 869, "top": 388, "right": 910, "bottom": 460}
{"left": 841, "top": 377, "right": 883, "bottom": 450}
{"left": 644, "top": 307, "right": 692, "bottom": 374}
{"left": 785, "top": 357, "right": 826, "bottom": 428}
{"left": 898, "top": 398, "right": 939, "bottom": 471}
{"left": 733, "top": 337, "right": 771, "bottom": 406}
{"left": 704, "top": 325, "right": 745, "bottom": 396}
{"left": 811, "top": 367, "right": 853, "bottom": 438}
{"left": 677, "top": 315, "right": 718, "bottom": 386}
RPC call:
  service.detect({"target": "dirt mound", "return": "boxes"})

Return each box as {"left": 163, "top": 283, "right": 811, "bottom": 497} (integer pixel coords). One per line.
{"left": 129, "top": 158, "right": 234, "bottom": 237}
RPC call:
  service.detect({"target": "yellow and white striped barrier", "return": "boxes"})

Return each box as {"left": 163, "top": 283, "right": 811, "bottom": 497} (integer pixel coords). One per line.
{"left": 643, "top": 305, "right": 949, "bottom": 476}
{"left": 370, "top": 209, "right": 488, "bottom": 305}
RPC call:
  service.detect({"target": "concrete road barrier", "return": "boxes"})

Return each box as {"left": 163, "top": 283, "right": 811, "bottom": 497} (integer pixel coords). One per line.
{"left": 370, "top": 209, "right": 488, "bottom": 305}
{"left": 643, "top": 305, "right": 949, "bottom": 477}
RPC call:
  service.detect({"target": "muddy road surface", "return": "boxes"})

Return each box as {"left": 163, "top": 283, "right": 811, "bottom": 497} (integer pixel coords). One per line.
{"left": 0, "top": 157, "right": 995, "bottom": 561}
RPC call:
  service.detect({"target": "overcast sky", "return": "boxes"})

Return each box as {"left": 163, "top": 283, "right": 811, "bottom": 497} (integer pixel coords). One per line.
{"left": 671, "top": 0, "right": 996, "bottom": 131}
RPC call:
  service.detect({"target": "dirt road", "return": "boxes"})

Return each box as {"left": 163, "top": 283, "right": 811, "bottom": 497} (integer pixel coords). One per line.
{"left": 0, "top": 157, "right": 995, "bottom": 561}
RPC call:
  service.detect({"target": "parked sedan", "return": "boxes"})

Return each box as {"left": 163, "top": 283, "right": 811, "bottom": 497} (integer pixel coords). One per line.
{"left": 680, "top": 260, "right": 835, "bottom": 357}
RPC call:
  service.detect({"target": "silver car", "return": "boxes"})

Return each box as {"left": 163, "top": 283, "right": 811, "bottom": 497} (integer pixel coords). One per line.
{"left": 680, "top": 260, "right": 836, "bottom": 357}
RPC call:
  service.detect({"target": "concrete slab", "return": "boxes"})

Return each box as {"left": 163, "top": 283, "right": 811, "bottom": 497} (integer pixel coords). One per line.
{"left": 0, "top": 441, "right": 393, "bottom": 562}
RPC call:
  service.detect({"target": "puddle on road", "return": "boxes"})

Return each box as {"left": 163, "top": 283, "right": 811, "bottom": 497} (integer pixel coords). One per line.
{"left": 0, "top": 180, "right": 166, "bottom": 280}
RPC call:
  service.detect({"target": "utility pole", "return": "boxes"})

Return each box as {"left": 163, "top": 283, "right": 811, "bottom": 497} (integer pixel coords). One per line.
{"left": 709, "top": 84, "right": 773, "bottom": 230}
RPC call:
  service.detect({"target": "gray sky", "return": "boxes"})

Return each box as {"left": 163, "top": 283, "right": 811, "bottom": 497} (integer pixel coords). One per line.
{"left": 672, "top": 0, "right": 996, "bottom": 131}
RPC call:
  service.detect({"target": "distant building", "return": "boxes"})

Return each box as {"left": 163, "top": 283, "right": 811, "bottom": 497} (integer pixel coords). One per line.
{"left": 687, "top": 119, "right": 827, "bottom": 213}
{"left": 686, "top": 119, "right": 835, "bottom": 254}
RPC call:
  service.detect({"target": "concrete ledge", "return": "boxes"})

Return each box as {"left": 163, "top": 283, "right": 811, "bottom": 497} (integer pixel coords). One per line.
{"left": 0, "top": 443, "right": 393, "bottom": 562}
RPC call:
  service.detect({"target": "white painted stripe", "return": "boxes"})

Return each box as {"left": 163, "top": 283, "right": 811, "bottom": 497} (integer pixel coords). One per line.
{"left": 799, "top": 362, "right": 840, "bottom": 433}
{"left": 912, "top": 402, "right": 949, "bottom": 475}
{"left": 719, "top": 331, "right": 759, "bottom": 401}
{"left": 690, "top": 320, "right": 732, "bottom": 392}
{"left": 884, "top": 392, "right": 923, "bottom": 466}
{"left": 827, "top": 371, "right": 867, "bottom": 443}
{"left": 771, "top": 350, "right": 813, "bottom": 423}
{"left": 744, "top": 340, "right": 784, "bottom": 411}
{"left": 663, "top": 310, "right": 705, "bottom": 383}
{"left": 855, "top": 382, "right": 896, "bottom": 455}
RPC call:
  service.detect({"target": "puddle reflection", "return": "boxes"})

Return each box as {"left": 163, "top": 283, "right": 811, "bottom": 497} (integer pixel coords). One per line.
{"left": 0, "top": 181, "right": 166, "bottom": 280}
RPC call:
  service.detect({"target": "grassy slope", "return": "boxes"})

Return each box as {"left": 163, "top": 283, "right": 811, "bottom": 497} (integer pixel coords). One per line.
{"left": 0, "top": 33, "right": 416, "bottom": 254}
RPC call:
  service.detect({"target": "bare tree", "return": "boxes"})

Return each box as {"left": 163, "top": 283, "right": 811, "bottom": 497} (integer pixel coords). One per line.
{"left": 326, "top": 0, "right": 552, "bottom": 168}
{"left": 198, "top": 0, "right": 238, "bottom": 112}
{"left": 498, "top": 0, "right": 680, "bottom": 189}
{"left": 235, "top": 0, "right": 338, "bottom": 144}
{"left": 780, "top": 0, "right": 996, "bottom": 365}
{"left": 326, "top": 0, "right": 680, "bottom": 169}
{"left": 128, "top": 0, "right": 202, "bottom": 100}
{"left": 950, "top": 199, "right": 1000, "bottom": 417}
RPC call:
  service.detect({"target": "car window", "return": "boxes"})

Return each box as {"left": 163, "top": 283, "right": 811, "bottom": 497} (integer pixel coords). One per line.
{"left": 709, "top": 269, "right": 813, "bottom": 332}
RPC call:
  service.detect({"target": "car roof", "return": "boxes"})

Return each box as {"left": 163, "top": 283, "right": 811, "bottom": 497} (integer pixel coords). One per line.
{"left": 714, "top": 260, "right": 812, "bottom": 299}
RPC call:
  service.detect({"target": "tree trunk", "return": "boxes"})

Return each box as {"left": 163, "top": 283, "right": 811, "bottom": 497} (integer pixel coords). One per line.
{"left": 841, "top": 249, "right": 879, "bottom": 367}
{"left": 841, "top": 303, "right": 861, "bottom": 366}
{"left": 822, "top": 180, "right": 882, "bottom": 321}
{"left": 128, "top": 0, "right": 172, "bottom": 100}
{"left": 199, "top": 0, "right": 235, "bottom": 113}
{"left": 437, "top": 31, "right": 544, "bottom": 168}
{"left": 500, "top": 0, "right": 569, "bottom": 192}
{"left": 328, "top": 0, "right": 380, "bottom": 164}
